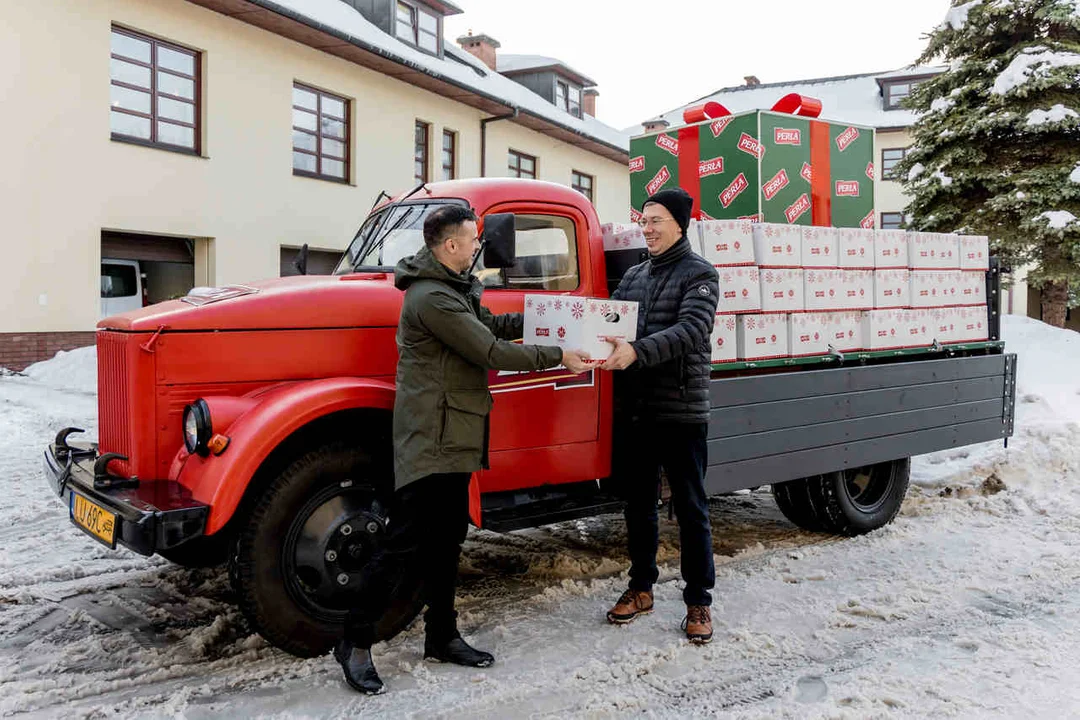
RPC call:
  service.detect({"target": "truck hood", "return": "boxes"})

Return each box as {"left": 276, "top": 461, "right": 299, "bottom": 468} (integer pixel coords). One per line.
{"left": 98, "top": 274, "right": 404, "bottom": 332}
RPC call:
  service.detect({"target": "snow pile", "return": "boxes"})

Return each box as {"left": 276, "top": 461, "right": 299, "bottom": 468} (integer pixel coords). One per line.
{"left": 1026, "top": 104, "right": 1078, "bottom": 125}
{"left": 1038, "top": 210, "right": 1078, "bottom": 229}
{"left": 23, "top": 346, "right": 97, "bottom": 394}
{"left": 991, "top": 46, "right": 1080, "bottom": 95}
{"left": 940, "top": 0, "right": 982, "bottom": 30}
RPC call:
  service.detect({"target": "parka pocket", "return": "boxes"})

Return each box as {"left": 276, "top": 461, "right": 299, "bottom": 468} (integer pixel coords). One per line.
{"left": 439, "top": 390, "right": 493, "bottom": 453}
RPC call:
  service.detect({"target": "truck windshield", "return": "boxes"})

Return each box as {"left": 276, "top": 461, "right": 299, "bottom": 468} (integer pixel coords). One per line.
{"left": 333, "top": 200, "right": 466, "bottom": 274}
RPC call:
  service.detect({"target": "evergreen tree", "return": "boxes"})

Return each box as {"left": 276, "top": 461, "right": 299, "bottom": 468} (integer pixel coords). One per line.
{"left": 897, "top": 0, "right": 1080, "bottom": 327}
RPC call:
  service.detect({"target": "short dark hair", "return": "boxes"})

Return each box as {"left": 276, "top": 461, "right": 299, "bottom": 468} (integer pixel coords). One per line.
{"left": 423, "top": 205, "right": 477, "bottom": 249}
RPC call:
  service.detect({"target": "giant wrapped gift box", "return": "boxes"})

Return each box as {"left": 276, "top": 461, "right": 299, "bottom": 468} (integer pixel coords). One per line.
{"left": 630, "top": 96, "right": 875, "bottom": 229}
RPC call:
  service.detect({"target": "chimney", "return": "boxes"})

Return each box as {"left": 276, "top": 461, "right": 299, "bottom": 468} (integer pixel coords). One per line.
{"left": 583, "top": 88, "right": 599, "bottom": 117}
{"left": 642, "top": 118, "right": 670, "bottom": 133}
{"left": 456, "top": 31, "right": 500, "bottom": 71}
{"left": 744, "top": 75, "right": 761, "bottom": 87}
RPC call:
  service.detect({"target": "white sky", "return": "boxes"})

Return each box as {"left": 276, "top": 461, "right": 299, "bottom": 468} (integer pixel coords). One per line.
{"left": 444, "top": 0, "right": 952, "bottom": 130}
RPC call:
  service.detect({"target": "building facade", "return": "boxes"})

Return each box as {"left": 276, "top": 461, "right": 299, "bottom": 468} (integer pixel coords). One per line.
{"left": 2, "top": 0, "right": 630, "bottom": 369}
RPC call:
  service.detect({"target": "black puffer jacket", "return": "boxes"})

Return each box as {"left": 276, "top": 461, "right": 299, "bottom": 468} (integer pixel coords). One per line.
{"left": 611, "top": 236, "right": 719, "bottom": 424}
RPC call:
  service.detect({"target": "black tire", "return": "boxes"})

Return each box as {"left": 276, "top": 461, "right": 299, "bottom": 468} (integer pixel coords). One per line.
{"left": 771, "top": 458, "right": 910, "bottom": 536}
{"left": 158, "top": 532, "right": 232, "bottom": 568}
{"left": 230, "top": 442, "right": 424, "bottom": 658}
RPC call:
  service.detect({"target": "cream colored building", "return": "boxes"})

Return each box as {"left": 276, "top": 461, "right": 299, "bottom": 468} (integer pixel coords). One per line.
{"left": 2, "top": 0, "right": 630, "bottom": 369}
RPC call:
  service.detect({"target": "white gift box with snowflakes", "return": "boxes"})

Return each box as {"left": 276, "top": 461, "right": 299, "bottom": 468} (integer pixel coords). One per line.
{"left": 911, "top": 270, "right": 962, "bottom": 308}
{"left": 759, "top": 268, "right": 805, "bottom": 313}
{"left": 736, "top": 313, "right": 790, "bottom": 361}
{"left": 822, "top": 312, "right": 865, "bottom": 352}
{"left": 955, "top": 305, "right": 990, "bottom": 342}
{"left": 959, "top": 235, "right": 990, "bottom": 271}
{"left": 874, "top": 269, "right": 911, "bottom": 309}
{"left": 804, "top": 269, "right": 846, "bottom": 312}
{"left": 837, "top": 227, "right": 876, "bottom": 268}
{"left": 874, "top": 229, "right": 910, "bottom": 269}
{"left": 716, "top": 265, "right": 762, "bottom": 314}
{"left": 909, "top": 232, "right": 960, "bottom": 269}
{"left": 788, "top": 312, "right": 831, "bottom": 357}
{"left": 751, "top": 223, "right": 802, "bottom": 267}
{"left": 698, "top": 219, "right": 756, "bottom": 267}
{"left": 582, "top": 298, "right": 639, "bottom": 360}
{"left": 861, "top": 309, "right": 931, "bottom": 350}
{"left": 956, "top": 270, "right": 986, "bottom": 306}
{"left": 600, "top": 223, "right": 647, "bottom": 251}
{"left": 523, "top": 295, "right": 586, "bottom": 351}
{"left": 801, "top": 226, "right": 839, "bottom": 268}
{"left": 710, "top": 313, "right": 738, "bottom": 363}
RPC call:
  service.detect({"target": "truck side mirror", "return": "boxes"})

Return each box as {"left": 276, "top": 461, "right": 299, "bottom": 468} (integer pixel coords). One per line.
{"left": 481, "top": 213, "right": 516, "bottom": 269}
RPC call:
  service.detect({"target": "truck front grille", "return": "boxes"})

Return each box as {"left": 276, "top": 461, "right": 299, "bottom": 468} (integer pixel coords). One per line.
{"left": 97, "top": 331, "right": 133, "bottom": 476}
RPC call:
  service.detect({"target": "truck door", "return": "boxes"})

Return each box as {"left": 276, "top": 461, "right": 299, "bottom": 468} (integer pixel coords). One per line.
{"left": 475, "top": 203, "right": 605, "bottom": 492}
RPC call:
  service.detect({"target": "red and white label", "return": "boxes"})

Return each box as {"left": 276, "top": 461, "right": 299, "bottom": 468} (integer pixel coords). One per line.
{"left": 646, "top": 165, "right": 671, "bottom": 195}
{"left": 629, "top": 207, "right": 643, "bottom": 223}
{"left": 800, "top": 162, "right": 813, "bottom": 183}
{"left": 737, "top": 133, "right": 764, "bottom": 159}
{"left": 628, "top": 156, "right": 645, "bottom": 173}
{"left": 719, "top": 172, "right": 749, "bottom": 208}
{"left": 860, "top": 211, "right": 876, "bottom": 230}
{"left": 866, "top": 161, "right": 875, "bottom": 180}
{"left": 655, "top": 134, "right": 679, "bottom": 156}
{"left": 836, "top": 126, "right": 860, "bottom": 152}
{"left": 835, "top": 180, "right": 860, "bottom": 197}
{"left": 535, "top": 327, "right": 549, "bottom": 337}
{"left": 739, "top": 214, "right": 762, "bottom": 222}
{"left": 762, "top": 169, "right": 791, "bottom": 201}
{"left": 699, "top": 156, "right": 725, "bottom": 178}
{"left": 710, "top": 117, "right": 733, "bottom": 137}
{"left": 774, "top": 127, "right": 801, "bottom": 145}
{"left": 785, "top": 193, "right": 812, "bottom": 223}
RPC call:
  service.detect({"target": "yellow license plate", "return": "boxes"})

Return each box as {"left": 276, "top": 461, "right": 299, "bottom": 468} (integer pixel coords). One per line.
{"left": 70, "top": 493, "right": 117, "bottom": 547}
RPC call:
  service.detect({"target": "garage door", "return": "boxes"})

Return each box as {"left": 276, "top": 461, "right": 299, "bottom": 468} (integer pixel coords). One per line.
{"left": 102, "top": 231, "right": 194, "bottom": 263}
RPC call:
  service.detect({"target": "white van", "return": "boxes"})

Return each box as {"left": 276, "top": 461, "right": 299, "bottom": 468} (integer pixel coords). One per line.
{"left": 100, "top": 259, "right": 144, "bottom": 318}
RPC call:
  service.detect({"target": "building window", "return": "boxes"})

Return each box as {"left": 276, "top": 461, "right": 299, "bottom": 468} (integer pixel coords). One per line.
{"left": 555, "top": 80, "right": 582, "bottom": 118}
{"left": 881, "top": 212, "right": 904, "bottom": 230}
{"left": 415, "top": 121, "right": 430, "bottom": 183}
{"left": 883, "top": 79, "right": 925, "bottom": 110}
{"left": 292, "top": 83, "right": 349, "bottom": 182}
{"left": 571, "top": 171, "right": 593, "bottom": 202}
{"left": 396, "top": 1, "right": 439, "bottom": 54}
{"left": 568, "top": 85, "right": 581, "bottom": 118}
{"left": 881, "top": 148, "right": 910, "bottom": 180}
{"left": 109, "top": 27, "right": 199, "bottom": 153}
{"left": 441, "top": 129, "right": 456, "bottom": 181}
{"left": 508, "top": 150, "right": 536, "bottom": 179}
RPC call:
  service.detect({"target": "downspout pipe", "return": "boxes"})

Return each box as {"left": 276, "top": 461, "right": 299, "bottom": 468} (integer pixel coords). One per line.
{"left": 480, "top": 109, "right": 519, "bottom": 177}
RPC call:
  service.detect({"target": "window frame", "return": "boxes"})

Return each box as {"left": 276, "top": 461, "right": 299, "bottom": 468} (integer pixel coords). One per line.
{"left": 109, "top": 26, "right": 201, "bottom": 155}
{"left": 292, "top": 82, "right": 351, "bottom": 183}
{"left": 395, "top": 0, "right": 441, "bottom": 56}
{"left": 880, "top": 212, "right": 904, "bottom": 230}
{"left": 571, "top": 170, "right": 593, "bottom": 203}
{"left": 882, "top": 78, "right": 926, "bottom": 110}
{"left": 881, "top": 147, "right": 910, "bottom": 181}
{"left": 415, "top": 120, "right": 430, "bottom": 183}
{"left": 441, "top": 128, "right": 457, "bottom": 181}
{"left": 508, "top": 149, "right": 537, "bottom": 179}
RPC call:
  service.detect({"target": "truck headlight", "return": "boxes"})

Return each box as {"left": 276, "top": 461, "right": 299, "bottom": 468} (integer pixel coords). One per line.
{"left": 183, "top": 399, "right": 212, "bottom": 457}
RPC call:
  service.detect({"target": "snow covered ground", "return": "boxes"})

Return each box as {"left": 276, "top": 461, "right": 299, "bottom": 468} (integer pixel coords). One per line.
{"left": 2, "top": 316, "right": 1080, "bottom": 718}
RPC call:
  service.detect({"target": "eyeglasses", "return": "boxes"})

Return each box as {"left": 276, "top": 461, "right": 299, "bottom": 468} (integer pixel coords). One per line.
{"left": 637, "top": 217, "right": 672, "bottom": 228}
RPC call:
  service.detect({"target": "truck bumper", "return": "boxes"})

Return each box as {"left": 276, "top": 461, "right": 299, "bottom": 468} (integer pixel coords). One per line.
{"left": 43, "top": 433, "right": 209, "bottom": 556}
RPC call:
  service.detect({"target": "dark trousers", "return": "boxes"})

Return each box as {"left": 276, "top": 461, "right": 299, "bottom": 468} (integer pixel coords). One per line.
{"left": 615, "top": 421, "right": 715, "bottom": 606}
{"left": 345, "top": 472, "right": 471, "bottom": 649}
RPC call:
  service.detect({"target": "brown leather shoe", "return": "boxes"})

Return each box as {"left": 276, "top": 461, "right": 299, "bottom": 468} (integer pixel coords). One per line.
{"left": 606, "top": 589, "right": 654, "bottom": 624}
{"left": 682, "top": 605, "right": 713, "bottom": 644}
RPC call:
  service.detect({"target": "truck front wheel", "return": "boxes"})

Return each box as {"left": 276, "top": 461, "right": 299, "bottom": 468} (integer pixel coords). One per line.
{"left": 771, "top": 458, "right": 910, "bottom": 536}
{"left": 230, "top": 442, "right": 424, "bottom": 658}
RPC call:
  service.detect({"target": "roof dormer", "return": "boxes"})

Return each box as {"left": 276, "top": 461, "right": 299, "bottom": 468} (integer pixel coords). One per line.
{"left": 340, "top": 0, "right": 462, "bottom": 57}
{"left": 497, "top": 54, "right": 597, "bottom": 120}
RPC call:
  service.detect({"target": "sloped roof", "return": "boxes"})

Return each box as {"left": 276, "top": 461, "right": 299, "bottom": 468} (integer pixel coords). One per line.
{"left": 497, "top": 54, "right": 597, "bottom": 87}
{"left": 627, "top": 66, "right": 947, "bottom": 135}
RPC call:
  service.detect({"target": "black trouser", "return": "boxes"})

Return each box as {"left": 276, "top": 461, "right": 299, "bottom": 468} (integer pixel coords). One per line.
{"left": 614, "top": 421, "right": 715, "bottom": 606}
{"left": 344, "top": 472, "right": 471, "bottom": 649}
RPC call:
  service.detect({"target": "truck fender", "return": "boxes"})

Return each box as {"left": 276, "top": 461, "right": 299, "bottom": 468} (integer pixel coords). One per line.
{"left": 177, "top": 377, "right": 395, "bottom": 534}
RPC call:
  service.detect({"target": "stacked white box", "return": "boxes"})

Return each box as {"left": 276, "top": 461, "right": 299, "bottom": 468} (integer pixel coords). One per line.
{"left": 874, "top": 269, "right": 911, "bottom": 309}
{"left": 840, "top": 270, "right": 875, "bottom": 309}
{"left": 698, "top": 219, "right": 756, "bottom": 267}
{"left": 759, "top": 268, "right": 805, "bottom": 313}
{"left": 909, "top": 232, "right": 960, "bottom": 269}
{"left": 789, "top": 312, "right": 830, "bottom": 357}
{"left": 736, "top": 313, "right": 790, "bottom": 360}
{"left": 752, "top": 223, "right": 802, "bottom": 267}
{"left": 861, "top": 309, "right": 932, "bottom": 350}
{"left": 715, "top": 266, "right": 762, "bottom": 313}
{"left": 955, "top": 305, "right": 990, "bottom": 342}
{"left": 928, "top": 307, "right": 960, "bottom": 344}
{"left": 959, "top": 235, "right": 990, "bottom": 270}
{"left": 801, "top": 226, "right": 839, "bottom": 268}
{"left": 710, "top": 313, "right": 738, "bottom": 363}
{"left": 837, "top": 227, "right": 875, "bottom": 268}
{"left": 956, "top": 271, "right": 986, "bottom": 306}
{"left": 600, "top": 223, "right": 646, "bottom": 251}
{"left": 823, "top": 312, "right": 864, "bottom": 352}
{"left": 805, "top": 269, "right": 846, "bottom": 311}
{"left": 910, "top": 270, "right": 961, "bottom": 308}
{"left": 874, "top": 229, "right": 910, "bottom": 269}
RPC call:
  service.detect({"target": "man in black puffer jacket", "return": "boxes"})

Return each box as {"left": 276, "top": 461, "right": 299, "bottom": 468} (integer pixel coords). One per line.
{"left": 599, "top": 188, "right": 719, "bottom": 644}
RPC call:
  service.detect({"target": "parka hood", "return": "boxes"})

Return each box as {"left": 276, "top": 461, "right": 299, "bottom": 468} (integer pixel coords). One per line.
{"left": 394, "top": 247, "right": 474, "bottom": 293}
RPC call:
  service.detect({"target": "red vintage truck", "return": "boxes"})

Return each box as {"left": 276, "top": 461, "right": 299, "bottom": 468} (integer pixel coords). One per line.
{"left": 44, "top": 178, "right": 1016, "bottom": 658}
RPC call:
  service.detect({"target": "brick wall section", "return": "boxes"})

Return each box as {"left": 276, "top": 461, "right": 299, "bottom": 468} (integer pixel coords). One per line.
{"left": 0, "top": 332, "right": 97, "bottom": 372}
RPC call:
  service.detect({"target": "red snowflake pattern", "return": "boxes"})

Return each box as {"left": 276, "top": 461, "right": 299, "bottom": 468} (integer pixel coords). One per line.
{"left": 571, "top": 302, "right": 584, "bottom": 319}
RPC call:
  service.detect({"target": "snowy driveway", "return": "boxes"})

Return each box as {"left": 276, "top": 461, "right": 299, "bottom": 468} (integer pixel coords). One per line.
{"left": 2, "top": 317, "right": 1080, "bottom": 718}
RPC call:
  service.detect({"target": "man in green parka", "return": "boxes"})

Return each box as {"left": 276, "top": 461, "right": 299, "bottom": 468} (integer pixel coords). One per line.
{"left": 335, "top": 205, "right": 592, "bottom": 694}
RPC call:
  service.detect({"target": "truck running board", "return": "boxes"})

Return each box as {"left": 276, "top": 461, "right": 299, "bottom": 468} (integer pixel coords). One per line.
{"left": 480, "top": 481, "right": 624, "bottom": 533}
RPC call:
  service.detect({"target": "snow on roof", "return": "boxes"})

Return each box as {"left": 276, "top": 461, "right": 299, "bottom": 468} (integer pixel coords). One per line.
{"left": 626, "top": 67, "right": 947, "bottom": 135}
{"left": 253, "top": 0, "right": 627, "bottom": 152}
{"left": 497, "top": 54, "right": 597, "bottom": 86}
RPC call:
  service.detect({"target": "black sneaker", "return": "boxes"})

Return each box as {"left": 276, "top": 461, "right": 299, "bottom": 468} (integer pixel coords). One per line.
{"left": 424, "top": 636, "right": 494, "bottom": 668}
{"left": 333, "top": 640, "right": 385, "bottom": 695}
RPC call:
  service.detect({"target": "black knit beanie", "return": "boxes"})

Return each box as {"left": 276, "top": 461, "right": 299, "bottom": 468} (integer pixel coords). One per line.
{"left": 643, "top": 187, "right": 694, "bottom": 236}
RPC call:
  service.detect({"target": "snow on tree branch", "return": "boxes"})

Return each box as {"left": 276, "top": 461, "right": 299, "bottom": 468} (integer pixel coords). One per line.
{"left": 992, "top": 47, "right": 1080, "bottom": 95}
{"left": 1027, "top": 105, "right": 1080, "bottom": 125}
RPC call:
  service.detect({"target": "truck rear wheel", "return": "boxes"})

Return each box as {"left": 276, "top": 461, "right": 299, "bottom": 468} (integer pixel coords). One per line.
{"left": 230, "top": 442, "right": 423, "bottom": 658}
{"left": 771, "top": 458, "right": 910, "bottom": 536}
